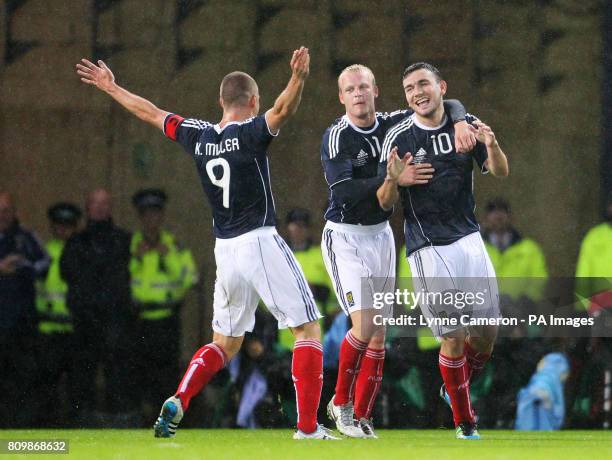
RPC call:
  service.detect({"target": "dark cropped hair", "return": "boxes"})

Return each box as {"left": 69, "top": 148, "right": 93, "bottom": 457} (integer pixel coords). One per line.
{"left": 402, "top": 62, "right": 443, "bottom": 81}
{"left": 220, "top": 71, "right": 258, "bottom": 107}
{"left": 485, "top": 197, "right": 511, "bottom": 214}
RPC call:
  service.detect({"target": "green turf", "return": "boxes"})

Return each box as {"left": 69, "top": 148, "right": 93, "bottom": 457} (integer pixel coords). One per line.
{"left": 1, "top": 429, "right": 610, "bottom": 460}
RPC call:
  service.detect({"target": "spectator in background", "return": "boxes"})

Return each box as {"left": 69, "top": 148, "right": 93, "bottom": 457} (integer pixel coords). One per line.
{"left": 35, "top": 203, "right": 82, "bottom": 426}
{"left": 0, "top": 191, "right": 50, "bottom": 427}
{"left": 572, "top": 191, "right": 612, "bottom": 428}
{"left": 60, "top": 188, "right": 135, "bottom": 426}
{"left": 515, "top": 352, "right": 569, "bottom": 430}
{"left": 575, "top": 191, "right": 612, "bottom": 309}
{"left": 481, "top": 197, "right": 548, "bottom": 304}
{"left": 480, "top": 198, "right": 550, "bottom": 427}
{"left": 130, "top": 189, "right": 198, "bottom": 420}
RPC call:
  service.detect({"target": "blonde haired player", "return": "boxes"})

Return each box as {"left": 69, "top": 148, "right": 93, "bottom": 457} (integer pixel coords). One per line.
{"left": 321, "top": 63, "right": 475, "bottom": 438}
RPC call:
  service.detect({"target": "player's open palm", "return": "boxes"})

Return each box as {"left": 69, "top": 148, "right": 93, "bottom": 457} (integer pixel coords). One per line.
{"left": 76, "top": 59, "right": 116, "bottom": 92}
{"left": 290, "top": 46, "right": 310, "bottom": 80}
{"left": 397, "top": 156, "right": 435, "bottom": 187}
{"left": 386, "top": 147, "right": 410, "bottom": 181}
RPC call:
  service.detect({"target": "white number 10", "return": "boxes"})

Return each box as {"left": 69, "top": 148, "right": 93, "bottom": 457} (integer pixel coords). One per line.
{"left": 206, "top": 158, "right": 231, "bottom": 208}
{"left": 430, "top": 133, "right": 453, "bottom": 155}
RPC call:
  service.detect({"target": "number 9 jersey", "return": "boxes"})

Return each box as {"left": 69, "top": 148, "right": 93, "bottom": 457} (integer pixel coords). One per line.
{"left": 164, "top": 113, "right": 278, "bottom": 239}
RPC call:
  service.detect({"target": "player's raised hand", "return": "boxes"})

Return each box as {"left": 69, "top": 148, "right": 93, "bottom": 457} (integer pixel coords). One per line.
{"left": 290, "top": 46, "right": 310, "bottom": 80}
{"left": 469, "top": 120, "right": 497, "bottom": 148}
{"left": 397, "top": 156, "right": 435, "bottom": 187}
{"left": 454, "top": 120, "right": 477, "bottom": 153}
{"left": 76, "top": 59, "right": 116, "bottom": 93}
{"left": 386, "top": 147, "right": 410, "bottom": 181}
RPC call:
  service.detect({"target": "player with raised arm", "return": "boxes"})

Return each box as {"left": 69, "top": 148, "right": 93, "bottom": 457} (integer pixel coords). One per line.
{"left": 76, "top": 47, "right": 339, "bottom": 440}
{"left": 377, "top": 62, "right": 509, "bottom": 440}
{"left": 321, "top": 64, "right": 476, "bottom": 438}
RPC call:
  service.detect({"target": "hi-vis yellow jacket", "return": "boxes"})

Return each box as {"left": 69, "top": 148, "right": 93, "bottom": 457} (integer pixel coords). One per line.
{"left": 130, "top": 230, "right": 198, "bottom": 320}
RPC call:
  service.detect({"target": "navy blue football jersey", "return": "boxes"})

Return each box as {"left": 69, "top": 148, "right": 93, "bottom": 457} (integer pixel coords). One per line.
{"left": 164, "top": 113, "right": 277, "bottom": 238}
{"left": 321, "top": 111, "right": 409, "bottom": 225}
{"left": 380, "top": 113, "right": 489, "bottom": 256}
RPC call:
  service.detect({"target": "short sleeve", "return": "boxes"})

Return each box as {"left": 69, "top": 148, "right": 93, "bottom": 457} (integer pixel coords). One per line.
{"left": 388, "top": 109, "right": 412, "bottom": 124}
{"left": 465, "top": 113, "right": 488, "bottom": 174}
{"left": 321, "top": 129, "right": 352, "bottom": 188}
{"left": 473, "top": 142, "right": 489, "bottom": 174}
{"left": 164, "top": 114, "right": 211, "bottom": 156}
{"left": 240, "top": 114, "right": 277, "bottom": 155}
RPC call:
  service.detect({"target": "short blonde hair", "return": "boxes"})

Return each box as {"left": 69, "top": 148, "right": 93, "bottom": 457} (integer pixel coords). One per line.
{"left": 338, "top": 64, "right": 376, "bottom": 90}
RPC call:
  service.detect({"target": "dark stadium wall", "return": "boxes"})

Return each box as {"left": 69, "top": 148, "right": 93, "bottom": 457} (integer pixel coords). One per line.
{"left": 0, "top": 0, "right": 603, "bottom": 353}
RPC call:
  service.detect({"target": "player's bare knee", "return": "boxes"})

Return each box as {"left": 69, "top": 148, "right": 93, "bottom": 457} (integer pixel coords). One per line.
{"left": 368, "top": 330, "right": 385, "bottom": 350}
{"left": 292, "top": 320, "right": 321, "bottom": 341}
{"left": 212, "top": 333, "right": 244, "bottom": 360}
{"left": 440, "top": 333, "right": 465, "bottom": 357}
{"left": 350, "top": 309, "right": 381, "bottom": 341}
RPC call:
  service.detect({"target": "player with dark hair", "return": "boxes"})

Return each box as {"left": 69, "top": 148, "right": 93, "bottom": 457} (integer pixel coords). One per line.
{"left": 377, "top": 62, "right": 509, "bottom": 439}
{"left": 76, "top": 47, "right": 338, "bottom": 440}
{"left": 321, "top": 64, "right": 476, "bottom": 438}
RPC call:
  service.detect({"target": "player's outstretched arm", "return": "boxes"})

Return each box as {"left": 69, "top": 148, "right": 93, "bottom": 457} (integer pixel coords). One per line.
{"left": 377, "top": 148, "right": 410, "bottom": 211}
{"left": 470, "top": 120, "right": 509, "bottom": 177}
{"left": 265, "top": 47, "right": 310, "bottom": 134}
{"left": 76, "top": 59, "right": 168, "bottom": 131}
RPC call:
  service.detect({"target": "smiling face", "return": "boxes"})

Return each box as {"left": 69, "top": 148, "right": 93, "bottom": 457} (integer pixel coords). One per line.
{"left": 338, "top": 68, "right": 378, "bottom": 123}
{"left": 402, "top": 68, "right": 447, "bottom": 119}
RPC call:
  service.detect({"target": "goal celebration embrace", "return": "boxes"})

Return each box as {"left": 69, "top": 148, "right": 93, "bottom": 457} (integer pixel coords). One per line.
{"left": 76, "top": 45, "right": 508, "bottom": 441}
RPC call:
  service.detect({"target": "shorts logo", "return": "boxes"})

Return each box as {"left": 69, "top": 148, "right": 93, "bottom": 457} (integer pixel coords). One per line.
{"left": 346, "top": 291, "right": 355, "bottom": 307}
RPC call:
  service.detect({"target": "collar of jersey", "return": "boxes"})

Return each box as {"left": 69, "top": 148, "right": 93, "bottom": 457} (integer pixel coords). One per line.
{"left": 214, "top": 121, "right": 241, "bottom": 133}
{"left": 410, "top": 113, "right": 448, "bottom": 131}
{"left": 343, "top": 114, "right": 379, "bottom": 134}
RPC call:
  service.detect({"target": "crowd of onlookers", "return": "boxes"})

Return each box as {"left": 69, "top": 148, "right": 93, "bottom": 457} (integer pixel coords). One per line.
{"left": 0, "top": 188, "right": 197, "bottom": 428}
{"left": 0, "top": 189, "right": 610, "bottom": 429}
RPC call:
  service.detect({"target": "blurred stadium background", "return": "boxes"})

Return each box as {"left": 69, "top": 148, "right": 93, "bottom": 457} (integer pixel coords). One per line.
{"left": 0, "top": 0, "right": 611, "bottom": 435}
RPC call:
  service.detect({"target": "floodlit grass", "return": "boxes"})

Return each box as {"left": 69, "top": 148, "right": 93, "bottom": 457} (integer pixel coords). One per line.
{"left": 1, "top": 429, "right": 610, "bottom": 460}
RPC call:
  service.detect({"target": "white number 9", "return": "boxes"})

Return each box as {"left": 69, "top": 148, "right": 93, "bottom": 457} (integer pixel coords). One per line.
{"left": 206, "top": 158, "right": 231, "bottom": 208}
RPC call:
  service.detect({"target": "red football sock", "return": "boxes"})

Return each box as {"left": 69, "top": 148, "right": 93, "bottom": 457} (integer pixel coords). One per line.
{"left": 439, "top": 353, "right": 476, "bottom": 426}
{"left": 292, "top": 339, "right": 323, "bottom": 434}
{"left": 354, "top": 347, "right": 385, "bottom": 420}
{"left": 175, "top": 343, "right": 227, "bottom": 411}
{"left": 464, "top": 340, "right": 491, "bottom": 381}
{"left": 334, "top": 331, "right": 367, "bottom": 406}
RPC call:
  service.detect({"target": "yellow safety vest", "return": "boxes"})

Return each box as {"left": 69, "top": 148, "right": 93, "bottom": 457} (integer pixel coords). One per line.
{"left": 575, "top": 223, "right": 612, "bottom": 308}
{"left": 36, "top": 239, "right": 73, "bottom": 334}
{"left": 484, "top": 238, "right": 548, "bottom": 301}
{"left": 130, "top": 230, "right": 198, "bottom": 320}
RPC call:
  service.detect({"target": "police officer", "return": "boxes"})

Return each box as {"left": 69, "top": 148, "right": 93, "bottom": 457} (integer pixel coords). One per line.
{"left": 36, "top": 202, "right": 81, "bottom": 426}
{"left": 481, "top": 198, "right": 548, "bottom": 303}
{"left": 576, "top": 191, "right": 612, "bottom": 308}
{"left": 130, "top": 189, "right": 198, "bottom": 414}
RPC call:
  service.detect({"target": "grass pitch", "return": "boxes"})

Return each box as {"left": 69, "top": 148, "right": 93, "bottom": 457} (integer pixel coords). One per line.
{"left": 1, "top": 429, "right": 610, "bottom": 460}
